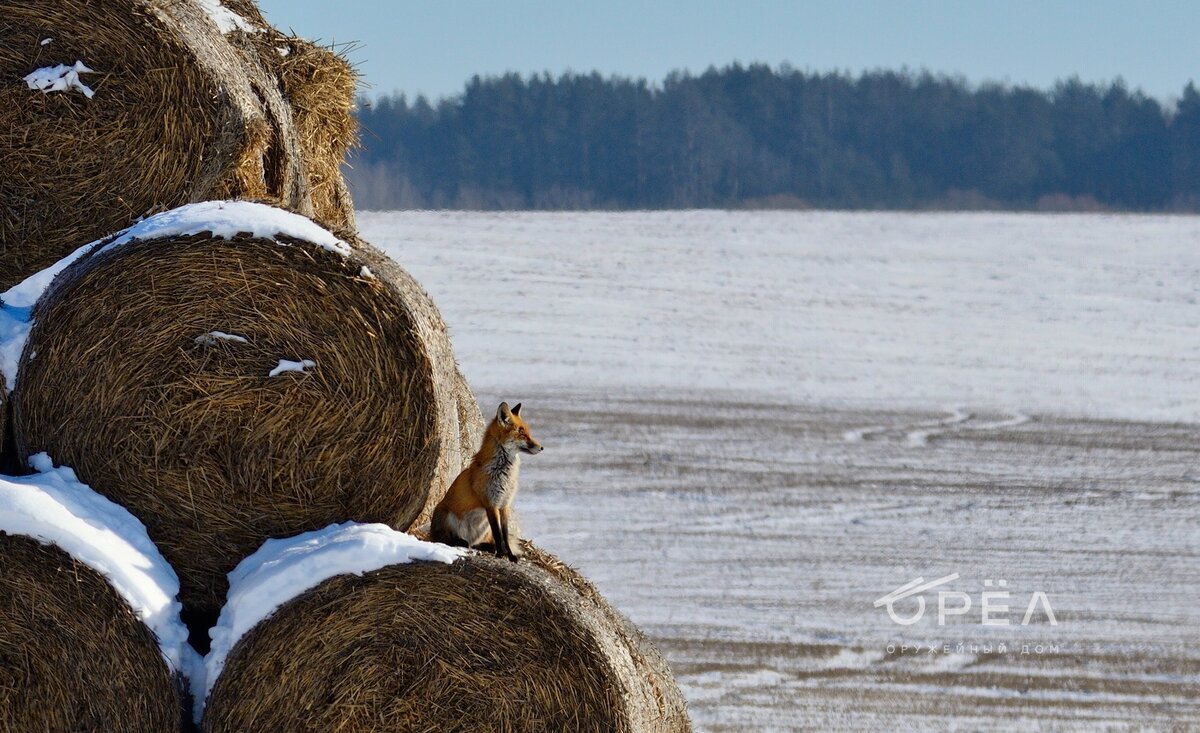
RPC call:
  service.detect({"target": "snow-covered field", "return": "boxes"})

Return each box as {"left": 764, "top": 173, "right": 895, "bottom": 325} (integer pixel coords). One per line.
{"left": 362, "top": 211, "right": 1200, "bottom": 731}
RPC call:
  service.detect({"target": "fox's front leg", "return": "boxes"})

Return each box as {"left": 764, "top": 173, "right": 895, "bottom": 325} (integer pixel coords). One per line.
{"left": 485, "top": 507, "right": 506, "bottom": 560}
{"left": 498, "top": 506, "right": 519, "bottom": 562}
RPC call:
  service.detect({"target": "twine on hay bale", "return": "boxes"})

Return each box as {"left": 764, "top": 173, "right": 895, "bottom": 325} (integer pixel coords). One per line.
{"left": 12, "top": 204, "right": 480, "bottom": 611}
{"left": 0, "top": 0, "right": 311, "bottom": 289}
{"left": 0, "top": 533, "right": 184, "bottom": 732}
{"left": 202, "top": 539, "right": 691, "bottom": 733}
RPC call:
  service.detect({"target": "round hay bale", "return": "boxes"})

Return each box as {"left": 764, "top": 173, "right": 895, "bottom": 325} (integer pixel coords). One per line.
{"left": 11, "top": 202, "right": 477, "bottom": 611}
{"left": 202, "top": 539, "right": 690, "bottom": 733}
{"left": 0, "top": 532, "right": 184, "bottom": 732}
{"left": 0, "top": 0, "right": 310, "bottom": 289}
{"left": 520, "top": 543, "right": 692, "bottom": 730}
{"left": 219, "top": 1, "right": 360, "bottom": 232}
{"left": 271, "top": 37, "right": 359, "bottom": 233}
{"left": 351, "top": 244, "right": 485, "bottom": 529}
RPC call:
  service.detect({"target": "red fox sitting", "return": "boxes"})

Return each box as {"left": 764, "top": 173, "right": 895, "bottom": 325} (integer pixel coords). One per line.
{"left": 431, "top": 401, "right": 543, "bottom": 561}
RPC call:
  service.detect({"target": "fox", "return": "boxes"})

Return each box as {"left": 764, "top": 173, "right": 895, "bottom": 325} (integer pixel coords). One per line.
{"left": 431, "top": 401, "right": 543, "bottom": 561}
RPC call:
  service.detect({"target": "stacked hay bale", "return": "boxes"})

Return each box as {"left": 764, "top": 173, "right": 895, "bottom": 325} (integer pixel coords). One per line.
{"left": 4, "top": 0, "right": 688, "bottom": 729}
{"left": 210, "top": 0, "right": 360, "bottom": 232}
{"left": 0, "top": 459, "right": 199, "bottom": 732}
{"left": 518, "top": 542, "right": 692, "bottom": 729}
{"left": 352, "top": 243, "right": 486, "bottom": 529}
{"left": 200, "top": 524, "right": 690, "bottom": 733}
{"left": 268, "top": 37, "right": 358, "bottom": 232}
{"left": 0, "top": 0, "right": 312, "bottom": 289}
{"left": 0, "top": 535, "right": 183, "bottom": 732}
{"left": 11, "top": 201, "right": 482, "bottom": 613}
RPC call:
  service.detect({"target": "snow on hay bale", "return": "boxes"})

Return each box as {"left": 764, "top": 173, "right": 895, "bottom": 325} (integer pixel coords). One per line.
{"left": 0, "top": 455, "right": 200, "bottom": 732}
{"left": 199, "top": 523, "right": 691, "bottom": 733}
{"left": 9, "top": 201, "right": 482, "bottom": 611}
{"left": 0, "top": 0, "right": 311, "bottom": 289}
{"left": 0, "top": 372, "right": 6, "bottom": 451}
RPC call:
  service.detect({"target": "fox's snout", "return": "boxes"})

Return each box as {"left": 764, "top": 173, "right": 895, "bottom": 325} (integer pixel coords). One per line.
{"left": 521, "top": 441, "right": 544, "bottom": 455}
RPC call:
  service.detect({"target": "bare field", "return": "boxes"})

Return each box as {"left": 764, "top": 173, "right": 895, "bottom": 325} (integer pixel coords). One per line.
{"left": 519, "top": 395, "right": 1200, "bottom": 731}
{"left": 362, "top": 211, "right": 1199, "bottom": 730}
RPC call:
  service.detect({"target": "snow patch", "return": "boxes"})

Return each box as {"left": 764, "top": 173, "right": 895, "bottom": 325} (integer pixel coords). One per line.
{"left": 93, "top": 201, "right": 352, "bottom": 259}
{"left": 908, "top": 410, "right": 1030, "bottom": 447}
{"left": 0, "top": 315, "right": 31, "bottom": 393}
{"left": 195, "top": 330, "right": 248, "bottom": 346}
{"left": 39, "top": 38, "right": 52, "bottom": 46}
{"left": 201, "top": 523, "right": 463, "bottom": 719}
{"left": 843, "top": 407, "right": 967, "bottom": 443}
{"left": 904, "top": 407, "right": 972, "bottom": 446}
{"left": 195, "top": 0, "right": 260, "bottom": 33}
{"left": 360, "top": 210, "right": 1200, "bottom": 424}
{"left": 928, "top": 652, "right": 977, "bottom": 672}
{"left": 359, "top": 265, "right": 374, "bottom": 279}
{"left": 0, "top": 454, "right": 201, "bottom": 683}
{"left": 25, "top": 61, "right": 96, "bottom": 99}
{"left": 0, "top": 241, "right": 92, "bottom": 393}
{"left": 268, "top": 358, "right": 315, "bottom": 377}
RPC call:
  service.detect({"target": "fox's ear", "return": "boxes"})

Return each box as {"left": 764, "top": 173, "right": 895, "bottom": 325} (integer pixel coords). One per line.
{"left": 511, "top": 403, "right": 522, "bottom": 416}
{"left": 497, "top": 402, "right": 512, "bottom": 424}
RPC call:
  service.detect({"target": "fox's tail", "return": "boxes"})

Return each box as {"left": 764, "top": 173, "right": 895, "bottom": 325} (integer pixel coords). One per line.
{"left": 429, "top": 506, "right": 464, "bottom": 547}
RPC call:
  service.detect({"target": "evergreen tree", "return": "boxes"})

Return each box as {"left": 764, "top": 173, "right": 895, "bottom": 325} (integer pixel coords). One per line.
{"left": 348, "top": 67, "right": 1198, "bottom": 211}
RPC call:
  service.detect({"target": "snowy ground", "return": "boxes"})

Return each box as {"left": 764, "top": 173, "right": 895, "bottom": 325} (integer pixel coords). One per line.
{"left": 361, "top": 211, "right": 1200, "bottom": 731}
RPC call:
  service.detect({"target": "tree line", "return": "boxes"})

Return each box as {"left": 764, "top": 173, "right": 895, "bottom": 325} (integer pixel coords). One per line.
{"left": 348, "top": 64, "right": 1200, "bottom": 211}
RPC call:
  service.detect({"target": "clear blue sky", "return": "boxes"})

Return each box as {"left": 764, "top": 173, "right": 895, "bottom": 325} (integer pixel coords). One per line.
{"left": 257, "top": 0, "right": 1197, "bottom": 102}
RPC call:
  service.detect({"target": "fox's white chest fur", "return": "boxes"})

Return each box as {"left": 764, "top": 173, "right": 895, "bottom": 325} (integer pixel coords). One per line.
{"left": 485, "top": 444, "right": 520, "bottom": 508}
{"left": 442, "top": 444, "right": 521, "bottom": 547}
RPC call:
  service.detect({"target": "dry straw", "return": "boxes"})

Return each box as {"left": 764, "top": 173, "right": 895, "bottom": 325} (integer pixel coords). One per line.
{"left": 0, "top": 0, "right": 311, "bottom": 289}
{"left": 520, "top": 543, "right": 692, "bottom": 730}
{"left": 202, "top": 541, "right": 691, "bottom": 733}
{"left": 272, "top": 37, "right": 359, "bottom": 234}
{"left": 13, "top": 228, "right": 480, "bottom": 612}
{"left": 219, "top": 0, "right": 360, "bottom": 232}
{"left": 0, "top": 532, "right": 184, "bottom": 732}
{"left": 353, "top": 243, "right": 485, "bottom": 530}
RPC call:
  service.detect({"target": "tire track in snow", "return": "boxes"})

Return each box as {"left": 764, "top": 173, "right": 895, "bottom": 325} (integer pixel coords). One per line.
{"left": 842, "top": 408, "right": 1031, "bottom": 446}
{"left": 842, "top": 407, "right": 970, "bottom": 443}
{"left": 907, "top": 410, "right": 1031, "bottom": 446}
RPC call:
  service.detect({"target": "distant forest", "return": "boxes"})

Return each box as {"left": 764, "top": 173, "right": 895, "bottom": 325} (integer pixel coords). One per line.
{"left": 347, "top": 65, "right": 1200, "bottom": 211}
